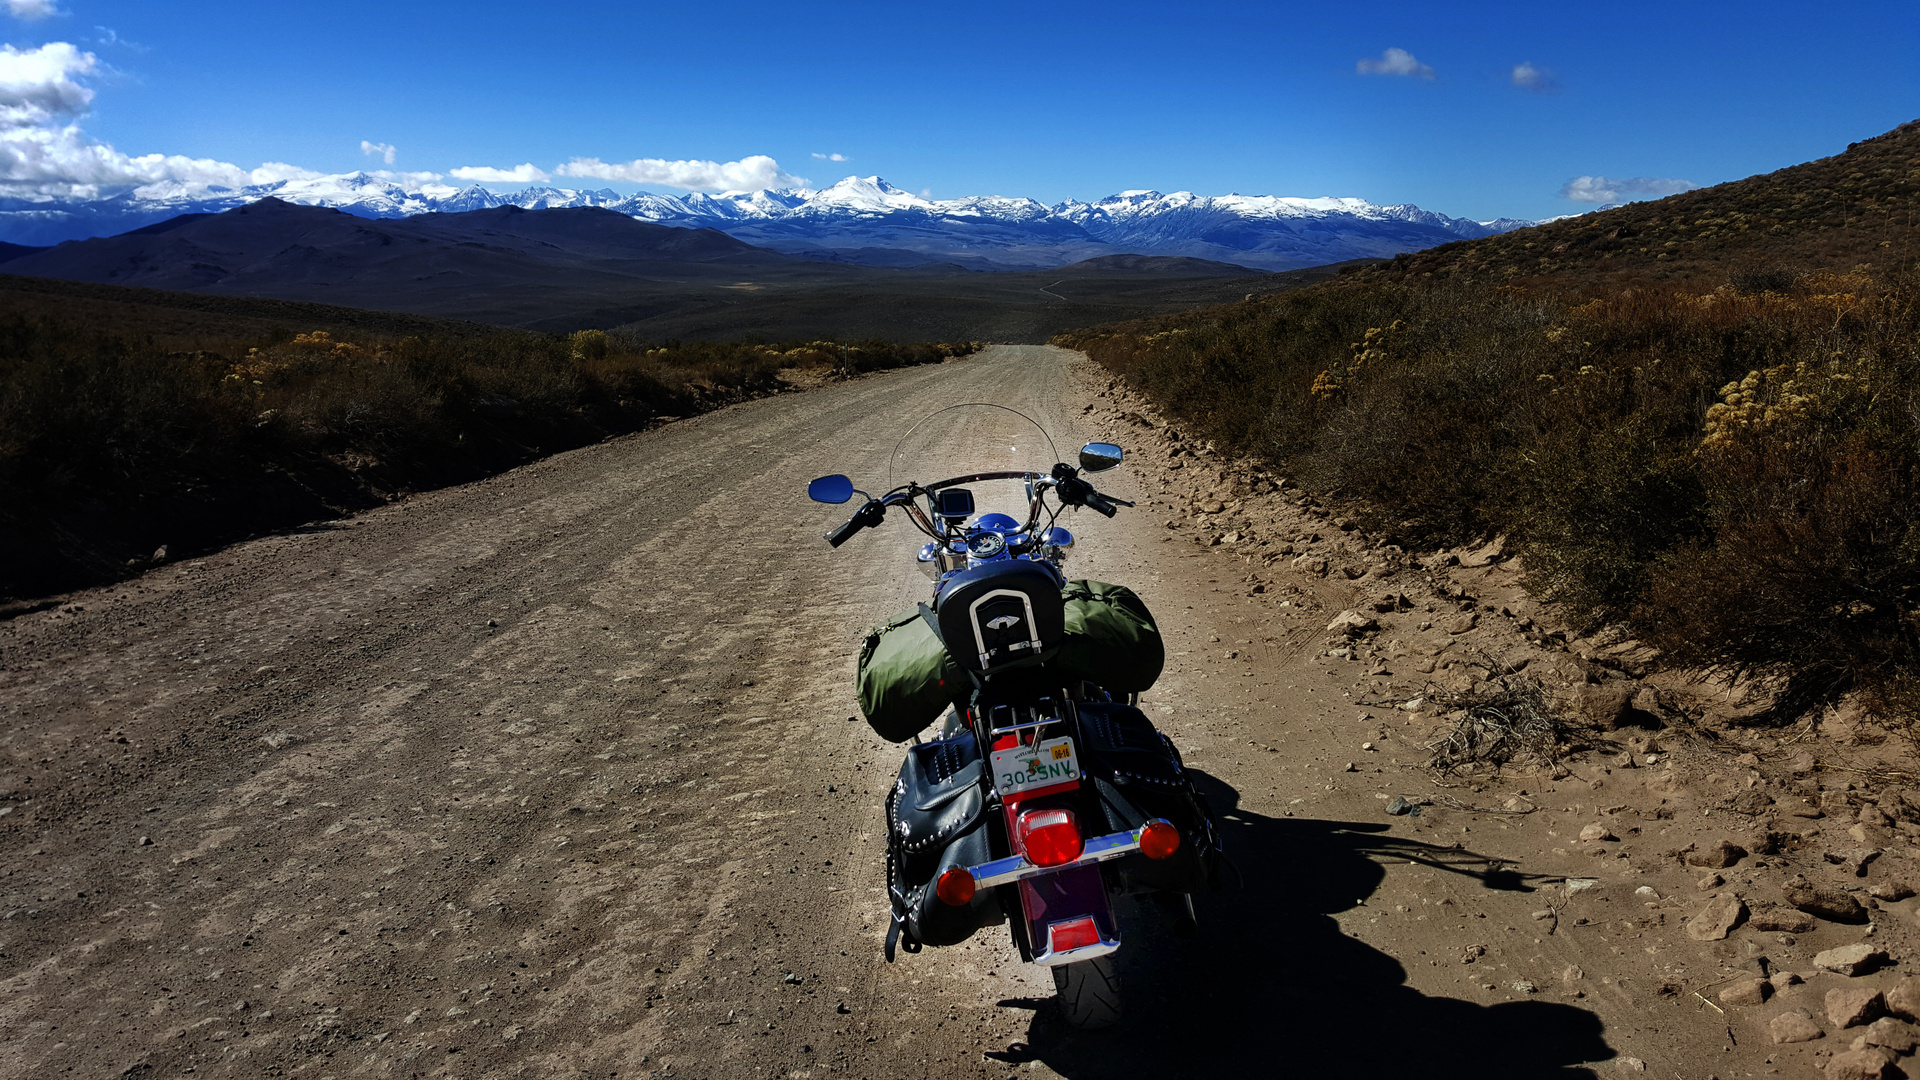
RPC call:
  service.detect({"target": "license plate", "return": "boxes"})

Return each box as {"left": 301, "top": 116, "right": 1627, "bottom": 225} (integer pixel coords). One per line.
{"left": 990, "top": 736, "right": 1080, "bottom": 798}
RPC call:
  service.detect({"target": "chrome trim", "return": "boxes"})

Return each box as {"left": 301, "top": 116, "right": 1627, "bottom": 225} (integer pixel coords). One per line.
{"left": 965, "top": 819, "right": 1168, "bottom": 890}
{"left": 1033, "top": 929, "right": 1122, "bottom": 967}
{"left": 988, "top": 717, "right": 1061, "bottom": 736}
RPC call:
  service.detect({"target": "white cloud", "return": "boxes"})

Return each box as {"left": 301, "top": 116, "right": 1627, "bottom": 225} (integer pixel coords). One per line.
{"left": 1512, "top": 61, "right": 1557, "bottom": 93}
{"left": 0, "top": 42, "right": 95, "bottom": 127}
{"left": 0, "top": 122, "right": 252, "bottom": 199}
{"left": 811, "top": 151, "right": 847, "bottom": 162}
{"left": 6, "top": 0, "right": 62, "bottom": 21}
{"left": 1356, "top": 47, "right": 1434, "bottom": 79}
{"left": 448, "top": 162, "right": 550, "bottom": 183}
{"left": 1559, "top": 175, "right": 1700, "bottom": 203}
{"left": 368, "top": 169, "right": 443, "bottom": 186}
{"left": 247, "top": 161, "right": 323, "bottom": 184}
{"left": 0, "top": 38, "right": 458, "bottom": 203}
{"left": 555, "top": 153, "right": 802, "bottom": 191}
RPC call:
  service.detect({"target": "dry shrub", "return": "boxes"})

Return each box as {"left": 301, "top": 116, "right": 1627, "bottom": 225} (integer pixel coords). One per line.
{"left": 1066, "top": 253, "right": 1920, "bottom": 737}
{"left": 0, "top": 315, "right": 982, "bottom": 597}
{"left": 1423, "top": 674, "right": 1567, "bottom": 773}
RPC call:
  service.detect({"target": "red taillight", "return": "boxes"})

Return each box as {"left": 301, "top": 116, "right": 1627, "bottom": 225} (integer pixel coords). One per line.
{"left": 1047, "top": 916, "right": 1102, "bottom": 954}
{"left": 1017, "top": 807, "right": 1084, "bottom": 867}
{"left": 935, "top": 867, "right": 977, "bottom": 906}
{"left": 1139, "top": 820, "right": 1181, "bottom": 861}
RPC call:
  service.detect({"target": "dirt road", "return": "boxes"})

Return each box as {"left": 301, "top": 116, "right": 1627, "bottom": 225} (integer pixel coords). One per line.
{"left": 6, "top": 345, "right": 1844, "bottom": 1080}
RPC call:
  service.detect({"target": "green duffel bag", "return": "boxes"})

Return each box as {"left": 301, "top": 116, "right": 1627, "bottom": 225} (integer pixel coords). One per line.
{"left": 857, "top": 608, "right": 969, "bottom": 742}
{"left": 1052, "top": 580, "right": 1164, "bottom": 694}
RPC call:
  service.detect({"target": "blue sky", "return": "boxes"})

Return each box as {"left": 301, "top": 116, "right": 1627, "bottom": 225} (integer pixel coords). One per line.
{"left": 3, "top": 0, "right": 1915, "bottom": 220}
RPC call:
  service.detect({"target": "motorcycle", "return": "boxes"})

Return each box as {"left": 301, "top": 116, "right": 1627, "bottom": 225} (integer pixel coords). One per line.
{"left": 807, "top": 404, "right": 1221, "bottom": 1029}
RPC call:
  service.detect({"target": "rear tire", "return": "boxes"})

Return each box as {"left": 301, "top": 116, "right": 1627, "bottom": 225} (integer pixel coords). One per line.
{"left": 1051, "top": 955, "right": 1121, "bottom": 1030}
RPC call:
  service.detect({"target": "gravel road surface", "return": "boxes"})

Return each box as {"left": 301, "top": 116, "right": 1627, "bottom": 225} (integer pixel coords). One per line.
{"left": 3, "top": 347, "right": 1669, "bottom": 1079}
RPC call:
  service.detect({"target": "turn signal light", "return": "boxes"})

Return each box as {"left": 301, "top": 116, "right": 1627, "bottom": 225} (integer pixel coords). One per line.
{"left": 1138, "top": 820, "right": 1181, "bottom": 861}
{"left": 935, "top": 867, "right": 977, "bottom": 906}
{"left": 1017, "top": 807, "right": 1084, "bottom": 867}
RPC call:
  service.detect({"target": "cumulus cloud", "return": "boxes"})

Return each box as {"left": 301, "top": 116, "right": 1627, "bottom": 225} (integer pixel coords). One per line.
{"left": 1512, "top": 61, "right": 1557, "bottom": 92}
{"left": 360, "top": 140, "right": 396, "bottom": 165}
{"left": 247, "top": 161, "right": 323, "bottom": 184}
{"left": 0, "top": 39, "right": 365, "bottom": 200}
{"left": 1559, "top": 175, "right": 1700, "bottom": 203}
{"left": 0, "top": 123, "right": 252, "bottom": 198}
{"left": 555, "top": 153, "right": 802, "bottom": 191}
{"left": 1357, "top": 47, "right": 1434, "bottom": 79}
{"left": 6, "top": 0, "right": 62, "bottom": 20}
{"left": 812, "top": 151, "right": 847, "bottom": 162}
{"left": 0, "top": 42, "right": 95, "bottom": 127}
{"left": 448, "top": 162, "right": 550, "bottom": 183}
{"left": 368, "top": 169, "right": 443, "bottom": 186}
{"left": 0, "top": 42, "right": 266, "bottom": 199}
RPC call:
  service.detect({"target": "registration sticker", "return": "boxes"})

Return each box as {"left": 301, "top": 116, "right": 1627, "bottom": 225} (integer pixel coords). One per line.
{"left": 990, "top": 736, "right": 1080, "bottom": 798}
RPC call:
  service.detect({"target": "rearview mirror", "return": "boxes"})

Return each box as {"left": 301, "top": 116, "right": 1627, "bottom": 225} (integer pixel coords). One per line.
{"left": 807, "top": 475, "right": 855, "bottom": 504}
{"left": 1078, "top": 443, "right": 1123, "bottom": 473}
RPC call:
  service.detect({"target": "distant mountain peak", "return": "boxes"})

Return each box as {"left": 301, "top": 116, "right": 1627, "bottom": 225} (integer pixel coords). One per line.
{"left": 0, "top": 169, "right": 1538, "bottom": 269}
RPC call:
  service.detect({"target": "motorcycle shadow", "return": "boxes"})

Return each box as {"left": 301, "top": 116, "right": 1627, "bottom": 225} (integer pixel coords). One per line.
{"left": 989, "top": 769, "right": 1615, "bottom": 1079}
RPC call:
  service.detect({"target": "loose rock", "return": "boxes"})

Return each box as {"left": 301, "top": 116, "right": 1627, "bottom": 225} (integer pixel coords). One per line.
{"left": 1684, "top": 840, "right": 1748, "bottom": 869}
{"left": 1720, "top": 978, "right": 1771, "bottom": 1006}
{"left": 1817, "top": 944, "right": 1891, "bottom": 978}
{"left": 1569, "top": 683, "right": 1635, "bottom": 730}
{"left": 1686, "top": 895, "right": 1746, "bottom": 941}
{"left": 1885, "top": 977, "right": 1920, "bottom": 1022}
{"left": 1824, "top": 1047, "right": 1894, "bottom": 1080}
{"left": 1748, "top": 903, "right": 1819, "bottom": 933}
{"left": 1579, "top": 823, "right": 1615, "bottom": 842}
{"left": 1326, "top": 610, "right": 1379, "bottom": 638}
{"left": 1861, "top": 1017, "right": 1920, "bottom": 1053}
{"left": 1827, "top": 987, "right": 1886, "bottom": 1029}
{"left": 1772, "top": 1010, "right": 1825, "bottom": 1044}
{"left": 1825, "top": 848, "right": 1883, "bottom": 877}
{"left": 1785, "top": 874, "right": 1869, "bottom": 923}
{"left": 1445, "top": 613, "right": 1478, "bottom": 635}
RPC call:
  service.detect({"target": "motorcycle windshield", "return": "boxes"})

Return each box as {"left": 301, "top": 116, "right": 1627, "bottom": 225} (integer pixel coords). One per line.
{"left": 887, "top": 403, "right": 1060, "bottom": 498}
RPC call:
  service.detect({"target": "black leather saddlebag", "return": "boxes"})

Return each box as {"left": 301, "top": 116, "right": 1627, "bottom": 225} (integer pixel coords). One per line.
{"left": 885, "top": 731, "right": 1003, "bottom": 950}
{"left": 1074, "top": 701, "right": 1218, "bottom": 896}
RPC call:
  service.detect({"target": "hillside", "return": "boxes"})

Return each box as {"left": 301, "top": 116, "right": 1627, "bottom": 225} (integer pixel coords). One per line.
{"left": 0, "top": 199, "right": 1309, "bottom": 343}
{"left": 0, "top": 273, "right": 512, "bottom": 348}
{"left": 1056, "top": 118, "right": 1920, "bottom": 739}
{"left": 1371, "top": 118, "right": 1920, "bottom": 287}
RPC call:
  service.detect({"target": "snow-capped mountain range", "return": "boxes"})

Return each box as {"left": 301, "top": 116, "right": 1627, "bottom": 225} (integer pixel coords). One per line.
{"left": 0, "top": 173, "right": 1538, "bottom": 270}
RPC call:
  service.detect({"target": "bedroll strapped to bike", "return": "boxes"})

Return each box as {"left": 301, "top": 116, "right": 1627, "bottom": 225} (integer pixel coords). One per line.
{"left": 857, "top": 578, "right": 1164, "bottom": 742}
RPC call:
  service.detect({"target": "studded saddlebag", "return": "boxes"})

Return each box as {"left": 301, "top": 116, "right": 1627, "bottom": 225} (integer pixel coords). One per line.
{"left": 885, "top": 731, "right": 1003, "bottom": 955}
{"left": 1074, "top": 701, "right": 1219, "bottom": 895}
